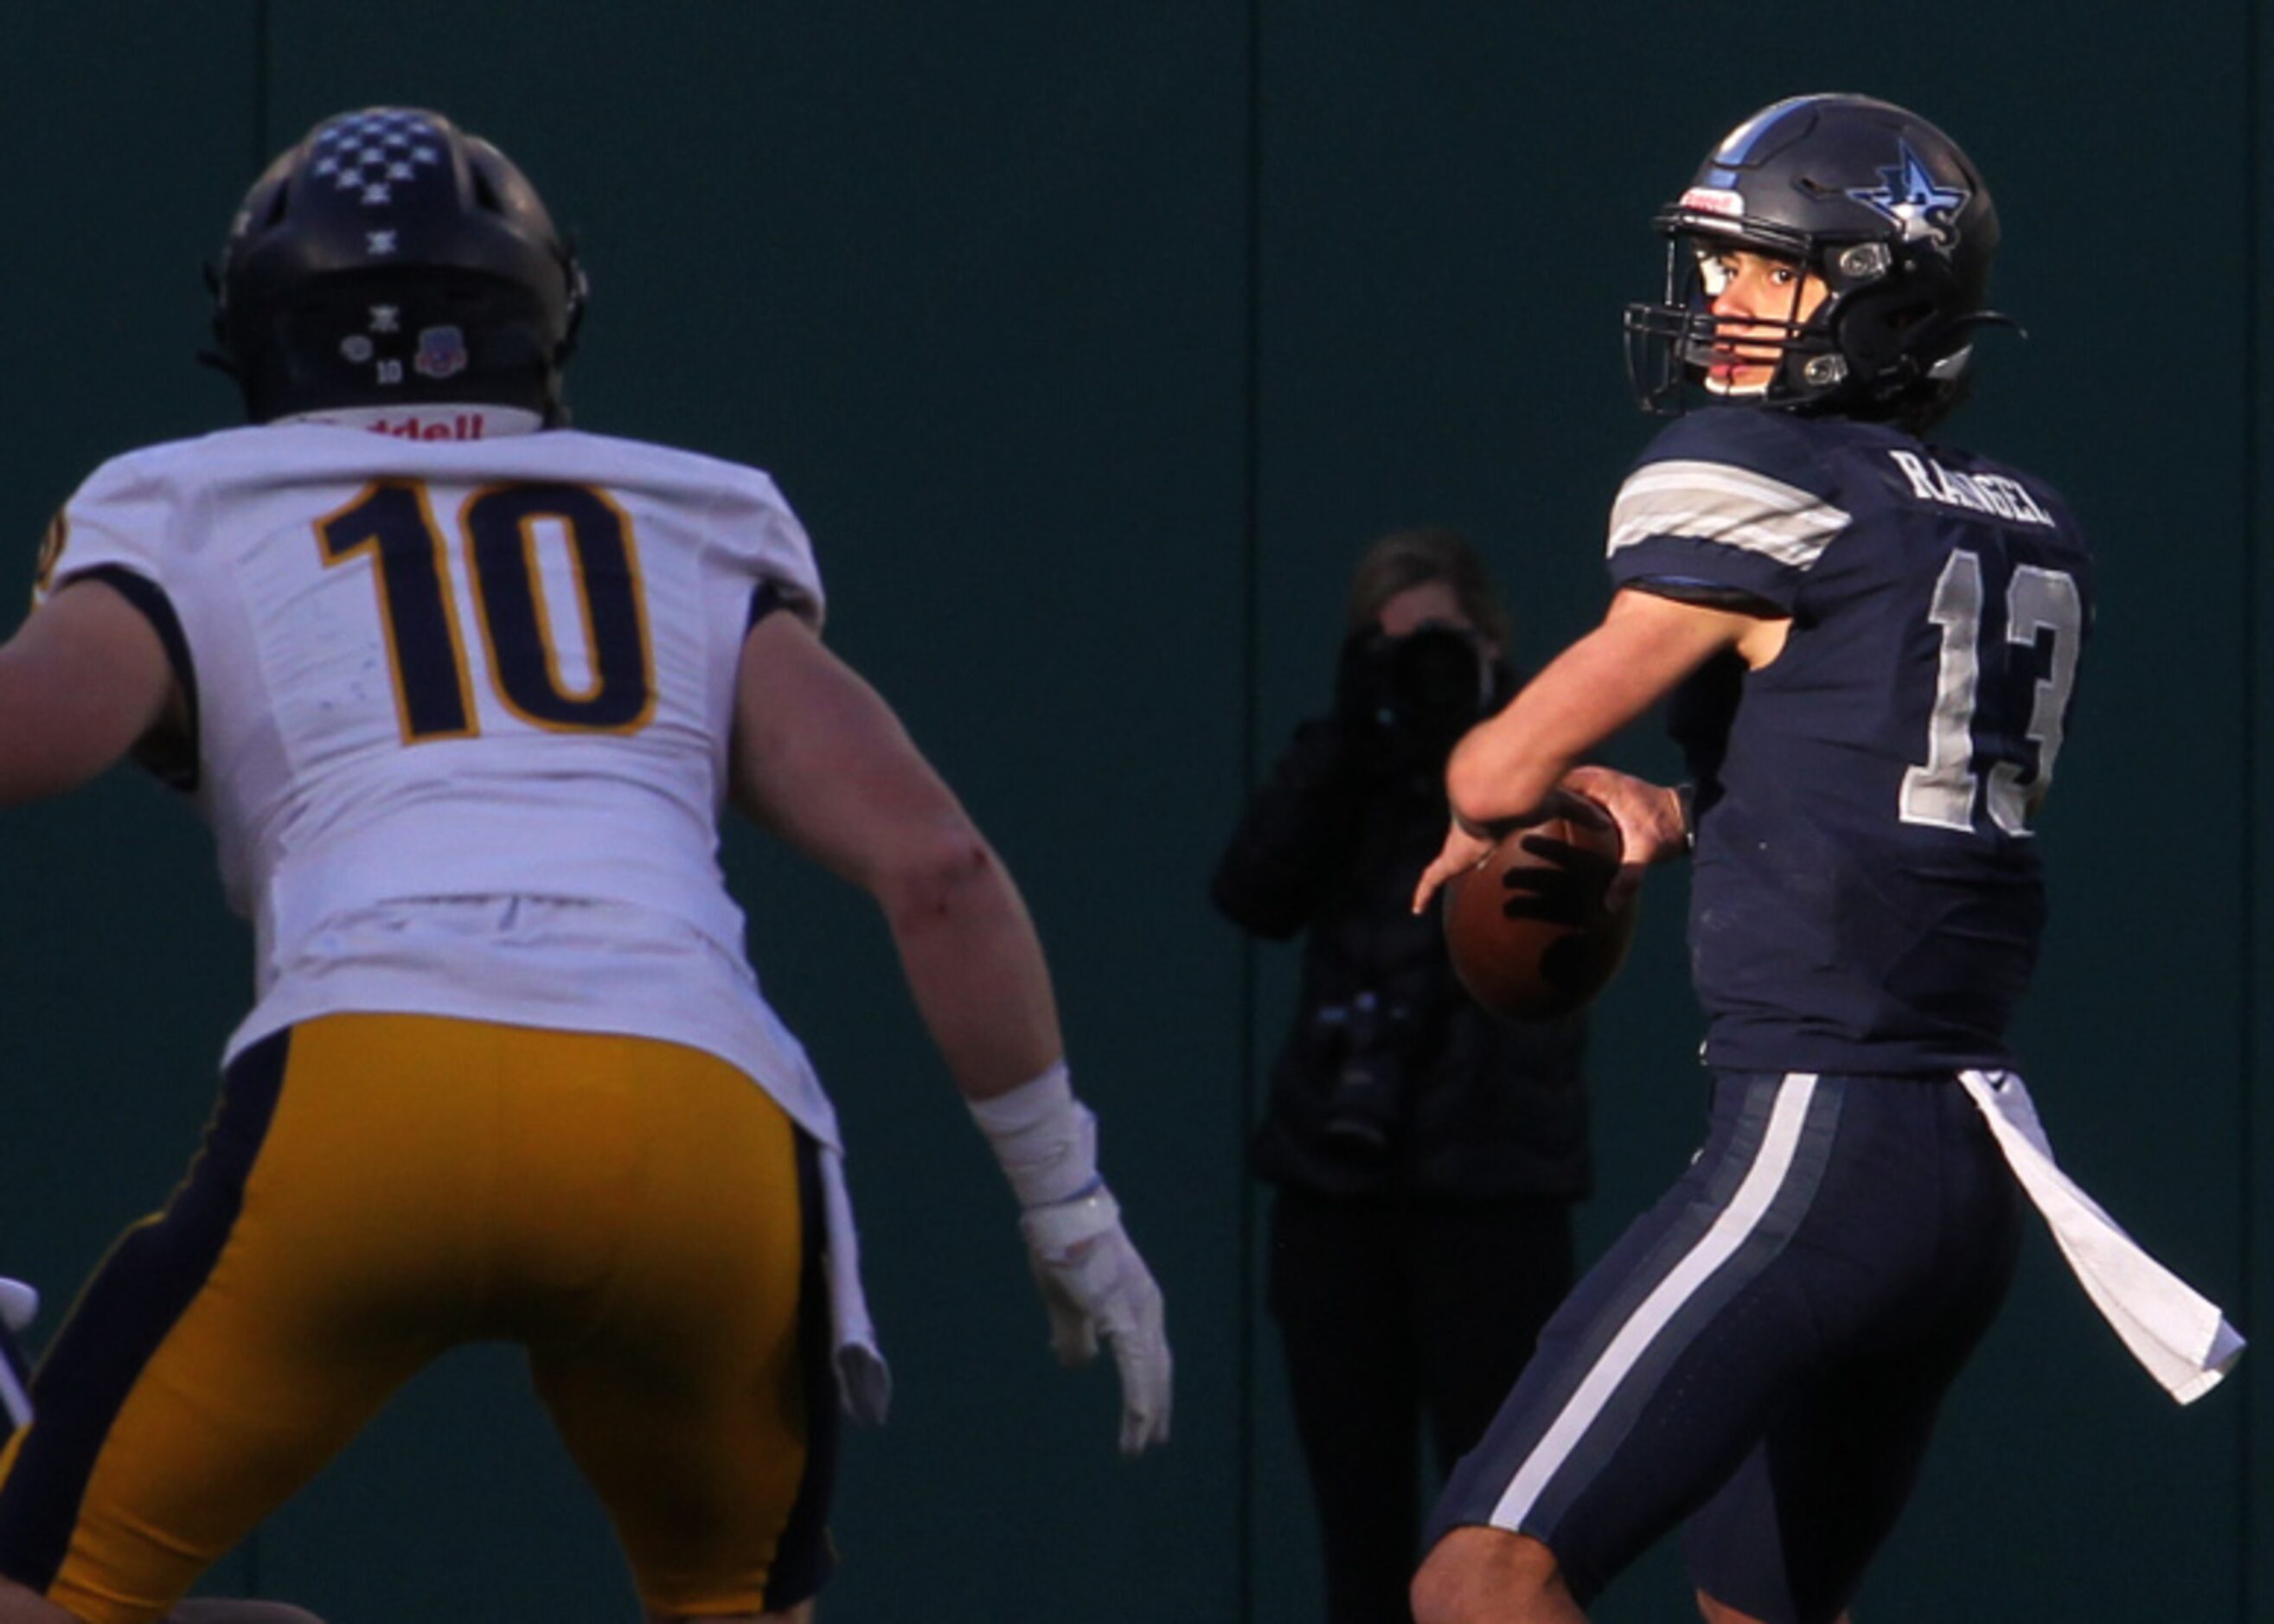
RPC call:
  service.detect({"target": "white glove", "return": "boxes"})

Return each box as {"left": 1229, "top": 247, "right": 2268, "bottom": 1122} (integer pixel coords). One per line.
{"left": 971, "top": 1065, "right": 1174, "bottom": 1455}
{"left": 1021, "top": 1186, "right": 1172, "bottom": 1455}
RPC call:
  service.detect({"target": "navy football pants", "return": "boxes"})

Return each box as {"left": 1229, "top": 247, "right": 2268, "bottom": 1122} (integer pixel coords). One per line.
{"left": 1428, "top": 1071, "right": 2023, "bottom": 1624}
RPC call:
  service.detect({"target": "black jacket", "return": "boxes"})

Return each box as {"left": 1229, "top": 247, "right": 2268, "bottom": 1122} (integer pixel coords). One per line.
{"left": 1214, "top": 717, "right": 1592, "bottom": 1202}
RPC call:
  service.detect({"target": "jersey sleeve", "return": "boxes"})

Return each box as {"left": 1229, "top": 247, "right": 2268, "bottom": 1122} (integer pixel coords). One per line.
{"left": 30, "top": 451, "right": 176, "bottom": 609}
{"left": 712, "top": 466, "right": 826, "bottom": 634}
{"left": 1605, "top": 409, "right": 1853, "bottom": 614}
{"left": 28, "top": 450, "right": 200, "bottom": 789}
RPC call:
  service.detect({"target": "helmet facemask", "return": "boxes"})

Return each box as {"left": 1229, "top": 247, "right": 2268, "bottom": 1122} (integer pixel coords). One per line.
{"left": 1626, "top": 219, "right": 1977, "bottom": 422}
{"left": 1624, "top": 228, "right": 1848, "bottom": 415}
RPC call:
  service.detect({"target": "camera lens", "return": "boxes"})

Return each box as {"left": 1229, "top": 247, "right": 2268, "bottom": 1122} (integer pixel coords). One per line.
{"left": 1389, "top": 625, "right": 1484, "bottom": 732}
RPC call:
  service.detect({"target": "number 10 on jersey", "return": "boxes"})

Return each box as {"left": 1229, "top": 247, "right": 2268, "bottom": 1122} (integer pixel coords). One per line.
{"left": 317, "top": 479, "right": 656, "bottom": 742}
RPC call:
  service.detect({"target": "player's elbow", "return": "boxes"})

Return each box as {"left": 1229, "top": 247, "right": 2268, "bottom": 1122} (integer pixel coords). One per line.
{"left": 873, "top": 819, "right": 1005, "bottom": 937}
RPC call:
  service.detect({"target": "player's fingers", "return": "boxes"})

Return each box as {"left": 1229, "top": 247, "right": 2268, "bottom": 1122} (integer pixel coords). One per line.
{"left": 1412, "top": 854, "right": 1456, "bottom": 913}
{"left": 1557, "top": 791, "right": 1615, "bottom": 834}
{"left": 1030, "top": 1256, "right": 1100, "bottom": 1365}
{"left": 1047, "top": 1292, "right": 1099, "bottom": 1366}
{"left": 1116, "top": 1348, "right": 1172, "bottom": 1455}
{"left": 1561, "top": 766, "right": 1680, "bottom": 862}
{"left": 1558, "top": 764, "right": 1632, "bottom": 817}
{"left": 1413, "top": 837, "right": 1491, "bottom": 914}
{"left": 1104, "top": 1290, "right": 1171, "bottom": 1455}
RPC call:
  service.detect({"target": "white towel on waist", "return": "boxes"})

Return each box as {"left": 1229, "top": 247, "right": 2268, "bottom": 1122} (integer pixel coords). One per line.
{"left": 1957, "top": 1069, "right": 2244, "bottom": 1404}
{"left": 818, "top": 1144, "right": 892, "bottom": 1425}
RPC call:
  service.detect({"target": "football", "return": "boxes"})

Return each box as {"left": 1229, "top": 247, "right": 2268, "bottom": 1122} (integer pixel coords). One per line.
{"left": 1442, "top": 789, "right": 1638, "bottom": 1020}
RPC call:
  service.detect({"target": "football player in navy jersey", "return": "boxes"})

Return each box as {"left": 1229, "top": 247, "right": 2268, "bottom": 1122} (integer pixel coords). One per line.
{"left": 1406, "top": 94, "right": 2118, "bottom": 1624}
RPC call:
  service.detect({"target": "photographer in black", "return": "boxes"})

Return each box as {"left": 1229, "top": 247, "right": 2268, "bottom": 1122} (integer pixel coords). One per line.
{"left": 1214, "top": 529, "right": 1590, "bottom": 1624}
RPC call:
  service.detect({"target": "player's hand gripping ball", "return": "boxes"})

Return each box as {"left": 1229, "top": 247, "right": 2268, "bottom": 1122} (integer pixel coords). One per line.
{"left": 1443, "top": 790, "right": 1637, "bottom": 1020}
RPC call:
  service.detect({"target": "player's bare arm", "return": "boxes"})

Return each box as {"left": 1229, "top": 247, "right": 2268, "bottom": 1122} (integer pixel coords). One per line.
{"left": 728, "top": 610, "right": 1060, "bottom": 1101}
{"left": 0, "top": 580, "right": 177, "bottom": 807}
{"left": 1412, "top": 588, "right": 1785, "bottom": 912}
{"left": 728, "top": 611, "right": 1170, "bottom": 1455}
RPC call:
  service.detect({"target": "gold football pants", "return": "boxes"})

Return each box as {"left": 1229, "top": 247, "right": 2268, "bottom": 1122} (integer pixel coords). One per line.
{"left": 0, "top": 1013, "right": 834, "bottom": 1622}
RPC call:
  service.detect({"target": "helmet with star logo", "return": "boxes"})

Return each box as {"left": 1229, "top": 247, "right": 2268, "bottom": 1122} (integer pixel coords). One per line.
{"left": 208, "top": 107, "right": 587, "bottom": 425}
{"left": 1623, "top": 93, "right": 2006, "bottom": 429}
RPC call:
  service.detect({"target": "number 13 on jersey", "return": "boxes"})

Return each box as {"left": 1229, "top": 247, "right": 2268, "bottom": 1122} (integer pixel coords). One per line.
{"left": 317, "top": 478, "right": 656, "bottom": 742}
{"left": 1899, "top": 546, "right": 2083, "bottom": 836}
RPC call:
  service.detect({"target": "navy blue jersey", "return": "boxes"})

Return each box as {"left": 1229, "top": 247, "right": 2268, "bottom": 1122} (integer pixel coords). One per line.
{"left": 1606, "top": 407, "right": 2094, "bottom": 1073}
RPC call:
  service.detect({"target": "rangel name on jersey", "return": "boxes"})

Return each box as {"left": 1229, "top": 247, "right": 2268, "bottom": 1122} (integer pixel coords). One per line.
{"left": 1605, "top": 406, "right": 2095, "bottom": 1074}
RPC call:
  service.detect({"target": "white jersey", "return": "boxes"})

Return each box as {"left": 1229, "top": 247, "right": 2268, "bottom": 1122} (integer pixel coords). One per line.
{"left": 35, "top": 409, "right": 842, "bottom": 1148}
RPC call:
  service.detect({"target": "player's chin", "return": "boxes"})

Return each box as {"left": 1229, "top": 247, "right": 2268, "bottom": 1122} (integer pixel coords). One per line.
{"left": 1701, "top": 363, "right": 1772, "bottom": 398}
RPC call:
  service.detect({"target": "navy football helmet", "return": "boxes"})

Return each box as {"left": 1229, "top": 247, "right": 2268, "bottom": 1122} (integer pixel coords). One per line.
{"left": 1624, "top": 94, "right": 2007, "bottom": 428}
{"left": 209, "top": 108, "right": 586, "bottom": 425}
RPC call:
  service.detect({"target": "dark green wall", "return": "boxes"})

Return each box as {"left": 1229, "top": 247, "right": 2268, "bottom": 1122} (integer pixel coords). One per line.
{"left": 0, "top": 4, "right": 2259, "bottom": 1621}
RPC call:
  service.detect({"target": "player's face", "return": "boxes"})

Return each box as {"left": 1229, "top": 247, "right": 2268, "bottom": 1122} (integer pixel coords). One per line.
{"left": 1696, "top": 248, "right": 1829, "bottom": 394}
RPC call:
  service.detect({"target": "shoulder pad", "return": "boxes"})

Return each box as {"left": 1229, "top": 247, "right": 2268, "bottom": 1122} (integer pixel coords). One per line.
{"left": 1630, "top": 406, "right": 1832, "bottom": 493}
{"left": 1608, "top": 411, "right": 1850, "bottom": 609}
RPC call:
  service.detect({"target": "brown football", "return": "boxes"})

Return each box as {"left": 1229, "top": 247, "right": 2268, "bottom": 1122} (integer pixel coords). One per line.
{"left": 1442, "top": 789, "right": 1638, "bottom": 1020}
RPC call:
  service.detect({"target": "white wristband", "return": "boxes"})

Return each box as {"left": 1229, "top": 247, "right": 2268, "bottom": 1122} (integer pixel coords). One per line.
{"left": 967, "top": 1060, "right": 1101, "bottom": 1210}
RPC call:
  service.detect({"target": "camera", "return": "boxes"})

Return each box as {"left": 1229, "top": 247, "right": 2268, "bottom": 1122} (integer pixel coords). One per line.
{"left": 1316, "top": 990, "right": 1406, "bottom": 1161}
{"left": 1340, "top": 621, "right": 1492, "bottom": 745}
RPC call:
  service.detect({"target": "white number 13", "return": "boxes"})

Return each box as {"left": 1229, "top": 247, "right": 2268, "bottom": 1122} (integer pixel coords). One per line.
{"left": 1899, "top": 550, "right": 2082, "bottom": 835}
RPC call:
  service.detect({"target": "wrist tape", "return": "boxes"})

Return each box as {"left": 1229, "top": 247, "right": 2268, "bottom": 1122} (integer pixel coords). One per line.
{"left": 1021, "top": 1185, "right": 1121, "bottom": 1257}
{"left": 967, "top": 1060, "right": 1101, "bottom": 1211}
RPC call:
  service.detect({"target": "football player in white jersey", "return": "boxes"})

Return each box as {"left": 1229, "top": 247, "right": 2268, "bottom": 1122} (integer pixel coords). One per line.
{"left": 0, "top": 107, "right": 1169, "bottom": 1624}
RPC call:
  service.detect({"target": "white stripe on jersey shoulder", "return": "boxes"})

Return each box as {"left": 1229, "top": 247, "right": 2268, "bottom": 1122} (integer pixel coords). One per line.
{"left": 1488, "top": 1071, "right": 1822, "bottom": 1531}
{"left": 1606, "top": 458, "right": 1852, "bottom": 570}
